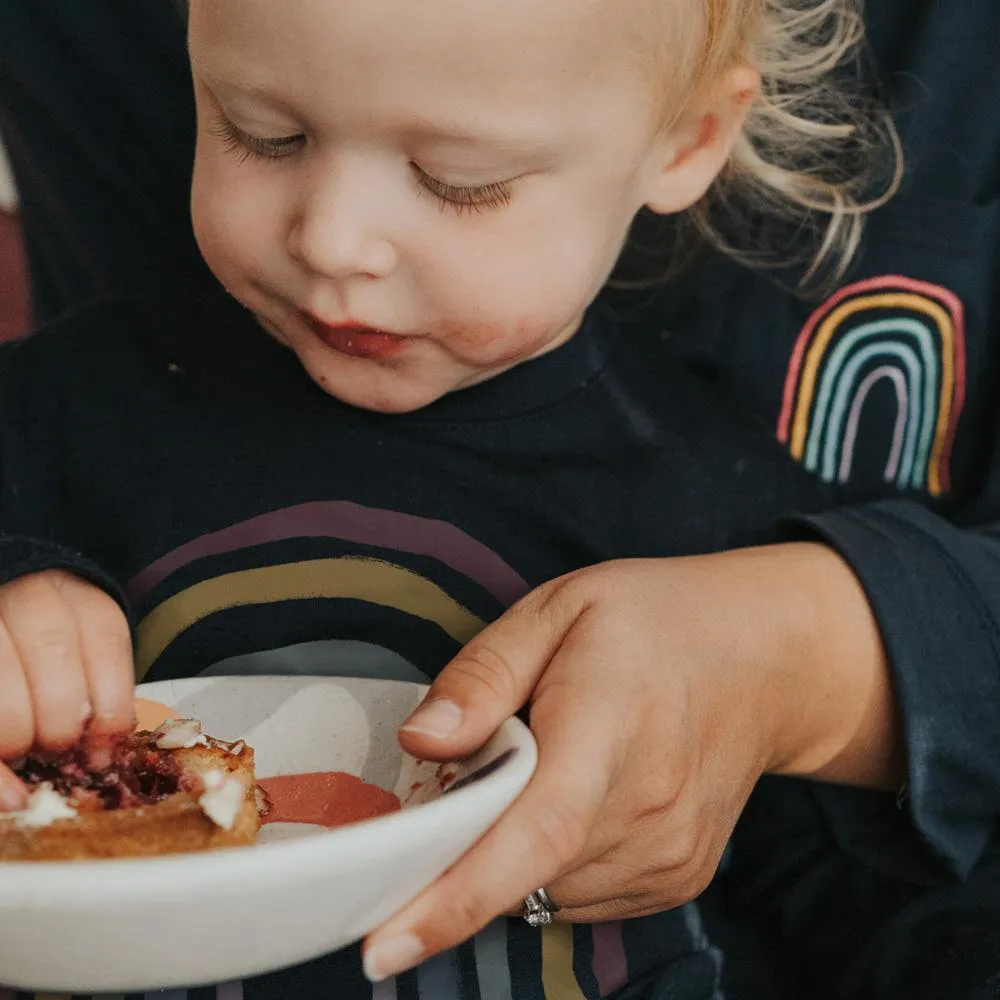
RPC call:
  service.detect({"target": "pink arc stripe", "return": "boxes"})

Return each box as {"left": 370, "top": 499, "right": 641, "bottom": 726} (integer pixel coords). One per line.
{"left": 777, "top": 276, "right": 967, "bottom": 488}
{"left": 591, "top": 923, "right": 628, "bottom": 997}
{"left": 839, "top": 366, "right": 909, "bottom": 485}
{"left": 126, "top": 501, "right": 530, "bottom": 608}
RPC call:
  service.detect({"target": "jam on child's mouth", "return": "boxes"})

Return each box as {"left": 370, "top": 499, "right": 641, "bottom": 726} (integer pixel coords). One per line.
{"left": 305, "top": 317, "right": 410, "bottom": 361}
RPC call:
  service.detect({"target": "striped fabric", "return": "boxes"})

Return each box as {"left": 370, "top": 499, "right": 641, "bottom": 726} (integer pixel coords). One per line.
{"left": 14, "top": 919, "right": 635, "bottom": 1000}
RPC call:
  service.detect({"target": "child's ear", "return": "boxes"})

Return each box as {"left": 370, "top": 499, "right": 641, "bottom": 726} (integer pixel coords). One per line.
{"left": 642, "top": 63, "right": 760, "bottom": 216}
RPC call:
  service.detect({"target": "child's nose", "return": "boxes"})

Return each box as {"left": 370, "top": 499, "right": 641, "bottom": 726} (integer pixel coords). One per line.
{"left": 287, "top": 168, "right": 398, "bottom": 281}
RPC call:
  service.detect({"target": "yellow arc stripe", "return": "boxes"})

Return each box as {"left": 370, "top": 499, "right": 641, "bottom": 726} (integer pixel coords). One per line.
{"left": 135, "top": 557, "right": 486, "bottom": 680}
{"left": 541, "top": 923, "right": 587, "bottom": 1000}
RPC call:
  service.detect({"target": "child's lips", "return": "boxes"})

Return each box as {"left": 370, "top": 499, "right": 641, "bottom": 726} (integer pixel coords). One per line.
{"left": 305, "top": 315, "right": 410, "bottom": 360}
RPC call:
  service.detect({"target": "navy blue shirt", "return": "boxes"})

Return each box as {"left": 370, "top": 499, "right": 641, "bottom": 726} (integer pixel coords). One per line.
{"left": 0, "top": 285, "right": 837, "bottom": 1000}
{"left": 1, "top": 1, "right": 1000, "bottom": 998}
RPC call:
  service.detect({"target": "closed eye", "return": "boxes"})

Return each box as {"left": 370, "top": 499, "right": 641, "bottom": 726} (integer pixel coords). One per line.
{"left": 210, "top": 112, "right": 304, "bottom": 163}
{"left": 411, "top": 163, "right": 515, "bottom": 215}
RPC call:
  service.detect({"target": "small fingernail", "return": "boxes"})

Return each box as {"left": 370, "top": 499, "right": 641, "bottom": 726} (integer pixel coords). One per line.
{"left": 0, "top": 784, "right": 26, "bottom": 812}
{"left": 87, "top": 744, "right": 113, "bottom": 770}
{"left": 363, "top": 931, "right": 425, "bottom": 982}
{"left": 401, "top": 699, "right": 464, "bottom": 739}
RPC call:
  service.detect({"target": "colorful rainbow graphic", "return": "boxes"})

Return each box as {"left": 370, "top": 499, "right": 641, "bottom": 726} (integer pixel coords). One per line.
{"left": 777, "top": 276, "right": 966, "bottom": 497}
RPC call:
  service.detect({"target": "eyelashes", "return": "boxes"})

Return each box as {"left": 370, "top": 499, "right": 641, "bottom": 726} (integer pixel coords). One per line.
{"left": 209, "top": 113, "right": 304, "bottom": 163}
{"left": 408, "top": 164, "right": 514, "bottom": 215}
{"left": 209, "top": 111, "right": 516, "bottom": 214}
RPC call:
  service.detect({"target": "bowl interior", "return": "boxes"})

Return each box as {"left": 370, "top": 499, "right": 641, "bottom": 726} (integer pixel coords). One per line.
{"left": 142, "top": 675, "right": 467, "bottom": 842}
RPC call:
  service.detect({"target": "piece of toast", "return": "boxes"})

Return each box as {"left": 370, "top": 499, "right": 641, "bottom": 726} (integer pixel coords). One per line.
{"left": 0, "top": 720, "right": 264, "bottom": 862}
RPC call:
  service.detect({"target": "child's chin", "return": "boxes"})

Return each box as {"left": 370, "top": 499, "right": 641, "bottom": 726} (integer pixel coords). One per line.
{"left": 310, "top": 371, "right": 446, "bottom": 415}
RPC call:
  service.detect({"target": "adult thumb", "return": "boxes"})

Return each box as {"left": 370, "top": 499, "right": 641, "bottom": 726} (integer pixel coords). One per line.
{"left": 398, "top": 579, "right": 583, "bottom": 761}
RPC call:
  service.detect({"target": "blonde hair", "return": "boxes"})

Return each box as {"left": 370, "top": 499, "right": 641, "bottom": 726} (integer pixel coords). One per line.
{"left": 630, "top": 0, "right": 903, "bottom": 295}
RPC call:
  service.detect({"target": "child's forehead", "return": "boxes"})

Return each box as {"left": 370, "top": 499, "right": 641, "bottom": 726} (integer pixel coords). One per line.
{"left": 189, "top": 0, "right": 697, "bottom": 98}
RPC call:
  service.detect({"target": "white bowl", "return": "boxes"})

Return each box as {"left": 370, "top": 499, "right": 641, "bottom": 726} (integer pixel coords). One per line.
{"left": 0, "top": 675, "right": 537, "bottom": 993}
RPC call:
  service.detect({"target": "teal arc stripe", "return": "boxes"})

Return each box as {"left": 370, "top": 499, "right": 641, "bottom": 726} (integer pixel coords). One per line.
{"left": 372, "top": 977, "right": 399, "bottom": 1000}
{"left": 804, "top": 318, "right": 939, "bottom": 486}
{"left": 473, "top": 921, "right": 514, "bottom": 1000}
{"left": 820, "top": 339, "right": 930, "bottom": 488}
{"left": 415, "top": 950, "right": 463, "bottom": 999}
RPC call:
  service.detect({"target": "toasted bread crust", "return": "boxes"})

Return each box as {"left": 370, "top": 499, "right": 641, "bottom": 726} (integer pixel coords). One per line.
{"left": 0, "top": 740, "right": 261, "bottom": 862}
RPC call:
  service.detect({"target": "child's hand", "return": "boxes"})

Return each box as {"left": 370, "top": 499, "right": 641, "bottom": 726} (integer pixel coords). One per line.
{"left": 0, "top": 570, "right": 134, "bottom": 811}
{"left": 363, "top": 544, "right": 901, "bottom": 980}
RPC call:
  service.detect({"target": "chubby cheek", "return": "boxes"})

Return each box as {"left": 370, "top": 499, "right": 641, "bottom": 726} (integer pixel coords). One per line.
{"left": 191, "top": 153, "right": 282, "bottom": 296}
{"left": 433, "top": 314, "right": 549, "bottom": 367}
{"left": 430, "top": 242, "right": 606, "bottom": 365}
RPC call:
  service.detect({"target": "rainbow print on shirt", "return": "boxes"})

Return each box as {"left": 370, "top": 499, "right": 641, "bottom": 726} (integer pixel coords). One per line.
{"left": 777, "top": 275, "right": 966, "bottom": 497}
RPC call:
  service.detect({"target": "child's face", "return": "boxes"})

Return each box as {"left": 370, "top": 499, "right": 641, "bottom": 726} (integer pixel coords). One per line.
{"left": 189, "top": 0, "right": 738, "bottom": 413}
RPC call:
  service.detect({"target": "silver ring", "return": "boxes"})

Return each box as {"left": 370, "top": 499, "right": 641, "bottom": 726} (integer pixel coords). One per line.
{"left": 522, "top": 888, "right": 561, "bottom": 927}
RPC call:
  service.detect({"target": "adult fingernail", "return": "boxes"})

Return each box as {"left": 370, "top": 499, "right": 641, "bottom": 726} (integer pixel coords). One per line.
{"left": 363, "top": 931, "right": 425, "bottom": 982}
{"left": 401, "top": 699, "right": 464, "bottom": 739}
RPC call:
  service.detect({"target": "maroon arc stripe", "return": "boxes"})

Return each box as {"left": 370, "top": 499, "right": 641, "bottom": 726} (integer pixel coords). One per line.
{"left": 126, "top": 501, "right": 530, "bottom": 607}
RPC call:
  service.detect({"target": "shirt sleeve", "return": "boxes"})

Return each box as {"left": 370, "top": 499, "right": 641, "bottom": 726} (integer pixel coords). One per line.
{"left": 0, "top": 333, "right": 128, "bottom": 618}
{"left": 0, "top": 534, "right": 128, "bottom": 615}
{"left": 793, "top": 499, "right": 1000, "bottom": 879}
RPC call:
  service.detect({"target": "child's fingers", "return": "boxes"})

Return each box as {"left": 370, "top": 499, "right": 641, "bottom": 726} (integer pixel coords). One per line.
{"left": 0, "top": 619, "right": 35, "bottom": 763}
{"left": 63, "top": 576, "right": 135, "bottom": 738}
{"left": 0, "top": 617, "right": 33, "bottom": 811}
{"left": 0, "top": 573, "right": 91, "bottom": 752}
{"left": 0, "top": 760, "right": 27, "bottom": 812}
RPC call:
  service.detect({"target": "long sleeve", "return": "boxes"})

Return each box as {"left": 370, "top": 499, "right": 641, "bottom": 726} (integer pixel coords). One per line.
{"left": 0, "top": 534, "right": 128, "bottom": 612}
{"left": 715, "top": 487, "right": 1000, "bottom": 998}
{"left": 0, "top": 331, "right": 128, "bottom": 615}
{"left": 797, "top": 500, "right": 1000, "bottom": 878}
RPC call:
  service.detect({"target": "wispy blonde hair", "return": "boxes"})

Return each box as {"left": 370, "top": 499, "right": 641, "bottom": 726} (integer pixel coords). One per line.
{"left": 627, "top": 0, "right": 903, "bottom": 295}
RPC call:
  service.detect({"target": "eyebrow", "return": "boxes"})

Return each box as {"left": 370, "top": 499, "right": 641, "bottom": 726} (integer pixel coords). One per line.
{"left": 400, "top": 117, "right": 560, "bottom": 156}
{"left": 192, "top": 63, "right": 301, "bottom": 113}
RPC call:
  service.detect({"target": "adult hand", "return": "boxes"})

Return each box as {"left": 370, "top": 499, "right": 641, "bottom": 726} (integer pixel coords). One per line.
{"left": 362, "top": 543, "right": 899, "bottom": 982}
